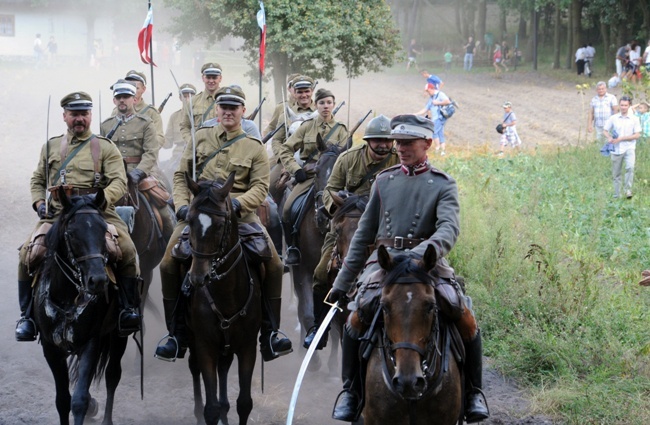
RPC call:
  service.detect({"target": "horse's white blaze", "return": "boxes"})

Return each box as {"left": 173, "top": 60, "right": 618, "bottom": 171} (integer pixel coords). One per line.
{"left": 198, "top": 213, "right": 213, "bottom": 238}
{"left": 406, "top": 291, "right": 413, "bottom": 304}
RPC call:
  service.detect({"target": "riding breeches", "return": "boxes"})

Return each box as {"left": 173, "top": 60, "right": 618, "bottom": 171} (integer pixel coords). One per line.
{"left": 281, "top": 177, "right": 314, "bottom": 224}
{"left": 268, "top": 162, "right": 285, "bottom": 205}
{"left": 312, "top": 230, "right": 337, "bottom": 293}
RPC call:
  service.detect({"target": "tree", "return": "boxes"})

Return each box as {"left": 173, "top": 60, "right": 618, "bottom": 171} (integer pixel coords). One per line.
{"left": 163, "top": 0, "right": 401, "bottom": 100}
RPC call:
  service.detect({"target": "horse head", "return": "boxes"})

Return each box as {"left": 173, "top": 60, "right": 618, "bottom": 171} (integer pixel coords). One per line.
{"left": 184, "top": 171, "right": 238, "bottom": 286}
{"left": 48, "top": 186, "right": 110, "bottom": 298}
{"left": 313, "top": 133, "right": 348, "bottom": 232}
{"left": 330, "top": 192, "right": 367, "bottom": 270}
{"left": 377, "top": 244, "right": 439, "bottom": 400}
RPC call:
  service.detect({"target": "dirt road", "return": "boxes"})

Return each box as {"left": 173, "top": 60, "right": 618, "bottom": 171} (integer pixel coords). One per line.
{"left": 0, "top": 57, "right": 581, "bottom": 424}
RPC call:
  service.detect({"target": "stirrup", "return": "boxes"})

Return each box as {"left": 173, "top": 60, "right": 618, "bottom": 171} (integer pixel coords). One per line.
{"left": 261, "top": 330, "right": 293, "bottom": 361}
{"left": 154, "top": 334, "right": 185, "bottom": 362}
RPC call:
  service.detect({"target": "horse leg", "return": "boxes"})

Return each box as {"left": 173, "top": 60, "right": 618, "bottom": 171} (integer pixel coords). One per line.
{"left": 198, "top": 350, "right": 220, "bottom": 425}
{"left": 188, "top": 348, "right": 206, "bottom": 425}
{"left": 235, "top": 346, "right": 256, "bottom": 425}
{"left": 217, "top": 353, "right": 234, "bottom": 425}
{"left": 42, "top": 343, "right": 71, "bottom": 425}
{"left": 71, "top": 339, "right": 101, "bottom": 425}
{"left": 101, "top": 332, "right": 129, "bottom": 425}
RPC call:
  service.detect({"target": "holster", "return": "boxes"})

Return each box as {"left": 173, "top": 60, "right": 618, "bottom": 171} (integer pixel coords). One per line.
{"left": 239, "top": 222, "right": 273, "bottom": 262}
{"left": 138, "top": 176, "right": 172, "bottom": 208}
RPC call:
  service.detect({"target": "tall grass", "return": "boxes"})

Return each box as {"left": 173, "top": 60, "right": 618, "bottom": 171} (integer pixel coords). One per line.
{"left": 443, "top": 145, "right": 650, "bottom": 424}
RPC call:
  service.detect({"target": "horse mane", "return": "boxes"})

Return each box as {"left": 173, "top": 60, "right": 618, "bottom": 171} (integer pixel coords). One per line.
{"left": 44, "top": 195, "right": 105, "bottom": 257}
{"left": 381, "top": 254, "right": 436, "bottom": 288}
{"left": 331, "top": 194, "right": 368, "bottom": 222}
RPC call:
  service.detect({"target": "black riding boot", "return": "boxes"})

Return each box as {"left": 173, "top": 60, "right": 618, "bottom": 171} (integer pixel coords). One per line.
{"left": 259, "top": 297, "right": 293, "bottom": 362}
{"left": 303, "top": 289, "right": 329, "bottom": 349}
{"left": 282, "top": 221, "right": 301, "bottom": 266}
{"left": 155, "top": 297, "right": 188, "bottom": 361}
{"left": 332, "top": 327, "right": 363, "bottom": 422}
{"left": 464, "top": 330, "right": 490, "bottom": 423}
{"left": 15, "top": 280, "right": 37, "bottom": 341}
{"left": 118, "top": 276, "right": 141, "bottom": 337}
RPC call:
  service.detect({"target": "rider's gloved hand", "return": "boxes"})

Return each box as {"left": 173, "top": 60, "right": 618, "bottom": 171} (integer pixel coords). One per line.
{"left": 128, "top": 169, "right": 147, "bottom": 185}
{"left": 37, "top": 203, "right": 51, "bottom": 219}
{"left": 294, "top": 168, "right": 307, "bottom": 183}
{"left": 176, "top": 205, "right": 189, "bottom": 221}
{"left": 231, "top": 198, "right": 241, "bottom": 216}
{"left": 327, "top": 287, "right": 348, "bottom": 305}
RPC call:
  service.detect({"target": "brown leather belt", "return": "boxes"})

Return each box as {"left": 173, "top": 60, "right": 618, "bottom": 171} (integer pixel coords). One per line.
{"left": 72, "top": 187, "right": 100, "bottom": 196}
{"left": 48, "top": 186, "right": 99, "bottom": 201}
{"left": 123, "top": 156, "right": 142, "bottom": 164}
{"left": 376, "top": 237, "right": 423, "bottom": 250}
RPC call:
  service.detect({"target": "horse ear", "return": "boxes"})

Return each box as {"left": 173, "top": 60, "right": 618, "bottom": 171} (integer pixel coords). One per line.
{"left": 94, "top": 188, "right": 106, "bottom": 211}
{"left": 377, "top": 245, "right": 394, "bottom": 271}
{"left": 331, "top": 190, "right": 344, "bottom": 208}
{"left": 58, "top": 185, "right": 72, "bottom": 210}
{"left": 419, "top": 244, "right": 438, "bottom": 271}
{"left": 221, "top": 171, "right": 236, "bottom": 194}
{"left": 316, "top": 133, "right": 327, "bottom": 152}
{"left": 185, "top": 172, "right": 200, "bottom": 196}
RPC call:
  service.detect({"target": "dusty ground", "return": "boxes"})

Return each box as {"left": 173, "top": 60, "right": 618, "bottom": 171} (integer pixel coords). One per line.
{"left": 0, "top": 55, "right": 595, "bottom": 424}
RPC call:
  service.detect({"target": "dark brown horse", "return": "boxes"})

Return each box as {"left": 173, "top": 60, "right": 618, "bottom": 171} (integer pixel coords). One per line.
{"left": 32, "top": 188, "right": 129, "bottom": 425}
{"left": 363, "top": 245, "right": 463, "bottom": 425}
{"left": 183, "top": 172, "right": 262, "bottom": 425}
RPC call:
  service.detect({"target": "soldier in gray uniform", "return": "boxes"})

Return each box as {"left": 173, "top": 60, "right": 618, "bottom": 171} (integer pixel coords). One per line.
{"left": 327, "top": 115, "right": 489, "bottom": 423}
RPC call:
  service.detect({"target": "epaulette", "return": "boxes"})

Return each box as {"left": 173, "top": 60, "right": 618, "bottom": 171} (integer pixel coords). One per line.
{"left": 345, "top": 143, "right": 366, "bottom": 154}
{"left": 376, "top": 163, "right": 402, "bottom": 178}
{"left": 48, "top": 134, "right": 64, "bottom": 142}
{"left": 429, "top": 165, "right": 453, "bottom": 180}
{"left": 135, "top": 113, "right": 153, "bottom": 122}
{"left": 101, "top": 116, "right": 117, "bottom": 126}
{"left": 248, "top": 136, "right": 263, "bottom": 145}
{"left": 200, "top": 117, "right": 218, "bottom": 128}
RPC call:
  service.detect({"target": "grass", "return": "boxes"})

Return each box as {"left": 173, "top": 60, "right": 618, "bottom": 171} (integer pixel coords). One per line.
{"left": 441, "top": 145, "right": 650, "bottom": 424}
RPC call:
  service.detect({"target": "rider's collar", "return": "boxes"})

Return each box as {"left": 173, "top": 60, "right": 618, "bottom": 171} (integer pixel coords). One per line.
{"left": 401, "top": 160, "right": 429, "bottom": 176}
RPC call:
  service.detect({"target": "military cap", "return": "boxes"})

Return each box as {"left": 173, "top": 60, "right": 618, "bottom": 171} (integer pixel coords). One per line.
{"left": 111, "top": 79, "right": 136, "bottom": 97}
{"left": 215, "top": 85, "right": 246, "bottom": 106}
{"left": 315, "top": 88, "right": 335, "bottom": 103}
{"left": 390, "top": 115, "right": 434, "bottom": 140}
{"left": 201, "top": 62, "right": 222, "bottom": 76}
{"left": 292, "top": 75, "right": 315, "bottom": 90}
{"left": 179, "top": 83, "right": 197, "bottom": 95}
{"left": 287, "top": 73, "right": 302, "bottom": 87}
{"left": 125, "top": 70, "right": 147, "bottom": 85}
{"left": 60, "top": 91, "right": 93, "bottom": 110}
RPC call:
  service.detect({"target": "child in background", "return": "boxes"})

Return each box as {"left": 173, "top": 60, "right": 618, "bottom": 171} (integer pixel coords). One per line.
{"left": 499, "top": 101, "right": 522, "bottom": 155}
{"left": 444, "top": 49, "right": 453, "bottom": 72}
{"left": 631, "top": 101, "right": 650, "bottom": 141}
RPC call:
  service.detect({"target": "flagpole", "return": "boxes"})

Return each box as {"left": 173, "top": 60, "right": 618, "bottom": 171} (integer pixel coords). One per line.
{"left": 257, "top": 1, "right": 266, "bottom": 132}
{"left": 148, "top": 0, "right": 155, "bottom": 106}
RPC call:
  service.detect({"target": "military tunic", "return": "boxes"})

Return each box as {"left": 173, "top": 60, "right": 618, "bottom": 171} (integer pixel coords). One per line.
{"left": 100, "top": 113, "right": 160, "bottom": 175}
{"left": 164, "top": 108, "right": 185, "bottom": 155}
{"left": 313, "top": 144, "right": 399, "bottom": 292}
{"left": 179, "top": 90, "right": 217, "bottom": 145}
{"left": 19, "top": 129, "right": 138, "bottom": 281}
{"left": 270, "top": 100, "right": 316, "bottom": 157}
{"left": 333, "top": 162, "right": 459, "bottom": 294}
{"left": 263, "top": 99, "right": 295, "bottom": 137}
{"left": 112, "top": 98, "right": 164, "bottom": 147}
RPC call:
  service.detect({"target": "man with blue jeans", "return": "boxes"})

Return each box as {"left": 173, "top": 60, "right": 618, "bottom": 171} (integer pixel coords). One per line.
{"left": 604, "top": 96, "right": 641, "bottom": 199}
{"left": 463, "top": 36, "right": 475, "bottom": 71}
{"left": 414, "top": 82, "right": 451, "bottom": 155}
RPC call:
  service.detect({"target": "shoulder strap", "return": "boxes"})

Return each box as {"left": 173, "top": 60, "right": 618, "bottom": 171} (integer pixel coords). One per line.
{"left": 105, "top": 117, "right": 121, "bottom": 140}
{"left": 305, "top": 123, "right": 341, "bottom": 163}
{"left": 90, "top": 137, "right": 102, "bottom": 187}
{"left": 201, "top": 98, "right": 218, "bottom": 125}
{"left": 140, "top": 104, "right": 151, "bottom": 115}
{"left": 52, "top": 135, "right": 97, "bottom": 186}
{"left": 354, "top": 152, "right": 395, "bottom": 191}
{"left": 196, "top": 133, "right": 247, "bottom": 179}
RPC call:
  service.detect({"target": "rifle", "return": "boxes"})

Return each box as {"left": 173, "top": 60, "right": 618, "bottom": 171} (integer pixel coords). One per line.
{"left": 45, "top": 95, "right": 51, "bottom": 216}
{"left": 245, "top": 96, "right": 266, "bottom": 121}
{"left": 332, "top": 100, "right": 345, "bottom": 117}
{"left": 158, "top": 92, "right": 173, "bottom": 113}
{"left": 170, "top": 69, "right": 198, "bottom": 180}
{"left": 262, "top": 123, "right": 284, "bottom": 144}
{"left": 345, "top": 109, "right": 373, "bottom": 149}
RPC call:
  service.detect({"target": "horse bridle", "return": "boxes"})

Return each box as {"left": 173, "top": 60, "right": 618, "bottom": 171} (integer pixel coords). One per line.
{"left": 313, "top": 148, "right": 340, "bottom": 234}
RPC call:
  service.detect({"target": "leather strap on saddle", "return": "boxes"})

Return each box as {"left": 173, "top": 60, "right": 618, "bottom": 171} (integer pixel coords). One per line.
{"left": 123, "top": 156, "right": 142, "bottom": 164}
{"left": 376, "top": 236, "right": 423, "bottom": 250}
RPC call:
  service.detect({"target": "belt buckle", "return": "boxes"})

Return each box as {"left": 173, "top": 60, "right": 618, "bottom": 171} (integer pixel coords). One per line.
{"left": 394, "top": 236, "right": 404, "bottom": 249}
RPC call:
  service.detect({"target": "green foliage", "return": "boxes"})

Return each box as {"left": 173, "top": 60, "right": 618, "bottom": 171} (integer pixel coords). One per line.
{"left": 163, "top": 0, "right": 401, "bottom": 82}
{"left": 444, "top": 148, "right": 650, "bottom": 423}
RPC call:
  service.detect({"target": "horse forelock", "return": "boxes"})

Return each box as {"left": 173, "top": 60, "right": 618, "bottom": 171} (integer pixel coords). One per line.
{"left": 382, "top": 255, "right": 435, "bottom": 289}
{"left": 331, "top": 194, "right": 368, "bottom": 222}
{"left": 46, "top": 197, "right": 103, "bottom": 250}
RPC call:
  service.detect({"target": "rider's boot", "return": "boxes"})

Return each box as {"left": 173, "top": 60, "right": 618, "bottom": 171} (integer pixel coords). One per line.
{"left": 282, "top": 221, "right": 301, "bottom": 266}
{"left": 117, "top": 276, "right": 142, "bottom": 337}
{"left": 303, "top": 289, "right": 329, "bottom": 349}
{"left": 464, "top": 329, "right": 490, "bottom": 423}
{"left": 15, "top": 280, "right": 37, "bottom": 341}
{"left": 154, "top": 297, "right": 188, "bottom": 361}
{"left": 332, "top": 327, "right": 363, "bottom": 422}
{"left": 259, "top": 297, "right": 293, "bottom": 362}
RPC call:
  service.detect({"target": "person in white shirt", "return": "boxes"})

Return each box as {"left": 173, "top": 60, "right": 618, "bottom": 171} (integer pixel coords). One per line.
{"left": 584, "top": 43, "right": 596, "bottom": 76}
{"left": 575, "top": 45, "right": 586, "bottom": 75}
{"left": 642, "top": 39, "right": 650, "bottom": 71}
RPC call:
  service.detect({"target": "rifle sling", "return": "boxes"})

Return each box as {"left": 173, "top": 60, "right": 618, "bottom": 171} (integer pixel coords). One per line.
{"left": 53, "top": 135, "right": 101, "bottom": 186}
{"left": 350, "top": 151, "right": 394, "bottom": 192}
{"left": 305, "top": 123, "right": 341, "bottom": 163}
{"left": 196, "top": 133, "right": 247, "bottom": 179}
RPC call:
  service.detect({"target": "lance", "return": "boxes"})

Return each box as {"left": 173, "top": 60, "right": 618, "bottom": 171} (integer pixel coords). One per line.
{"left": 45, "top": 95, "right": 51, "bottom": 216}
{"left": 170, "top": 69, "right": 197, "bottom": 180}
{"left": 158, "top": 92, "right": 173, "bottom": 113}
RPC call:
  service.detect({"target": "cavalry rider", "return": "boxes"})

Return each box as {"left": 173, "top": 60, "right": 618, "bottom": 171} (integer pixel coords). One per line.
{"left": 179, "top": 62, "right": 223, "bottom": 145}
{"left": 161, "top": 83, "right": 197, "bottom": 181}
{"left": 327, "top": 115, "right": 490, "bottom": 423}
{"left": 262, "top": 72, "right": 301, "bottom": 137}
{"left": 304, "top": 115, "right": 399, "bottom": 350}
{"left": 122, "top": 70, "right": 165, "bottom": 147}
{"left": 15, "top": 91, "right": 141, "bottom": 341}
{"left": 267, "top": 75, "right": 317, "bottom": 205}
{"left": 100, "top": 79, "right": 175, "bottom": 238}
{"left": 276, "top": 88, "right": 349, "bottom": 266}
{"left": 155, "top": 85, "right": 292, "bottom": 362}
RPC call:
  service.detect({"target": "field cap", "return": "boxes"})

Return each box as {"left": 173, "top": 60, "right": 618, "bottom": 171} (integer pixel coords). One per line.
{"left": 201, "top": 62, "right": 222, "bottom": 76}
{"left": 502, "top": 101, "right": 512, "bottom": 108}
{"left": 292, "top": 75, "right": 315, "bottom": 90}
{"left": 215, "top": 85, "right": 246, "bottom": 106}
{"left": 315, "top": 88, "right": 335, "bottom": 103}
{"left": 111, "top": 79, "right": 136, "bottom": 97}
{"left": 287, "top": 73, "right": 301, "bottom": 87}
{"left": 390, "top": 115, "right": 434, "bottom": 140}
{"left": 179, "top": 83, "right": 197, "bottom": 95}
{"left": 60, "top": 92, "right": 93, "bottom": 110}
{"left": 125, "top": 70, "right": 147, "bottom": 85}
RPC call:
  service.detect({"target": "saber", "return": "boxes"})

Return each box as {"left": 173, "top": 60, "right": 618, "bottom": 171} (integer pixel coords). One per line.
{"left": 286, "top": 299, "right": 341, "bottom": 425}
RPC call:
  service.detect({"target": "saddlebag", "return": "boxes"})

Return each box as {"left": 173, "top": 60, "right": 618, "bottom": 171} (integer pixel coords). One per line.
{"left": 105, "top": 223, "right": 122, "bottom": 263}
{"left": 26, "top": 222, "right": 52, "bottom": 274}
{"left": 138, "top": 176, "right": 171, "bottom": 208}
{"left": 239, "top": 222, "right": 272, "bottom": 262}
{"left": 171, "top": 225, "right": 192, "bottom": 263}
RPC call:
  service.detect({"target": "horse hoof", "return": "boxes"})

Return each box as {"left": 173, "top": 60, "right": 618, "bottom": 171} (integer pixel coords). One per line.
{"left": 87, "top": 397, "right": 99, "bottom": 418}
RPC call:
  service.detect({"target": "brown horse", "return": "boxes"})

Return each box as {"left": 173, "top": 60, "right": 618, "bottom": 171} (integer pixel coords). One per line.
{"left": 363, "top": 245, "right": 463, "bottom": 425}
{"left": 32, "top": 188, "right": 128, "bottom": 425}
{"left": 183, "top": 172, "right": 262, "bottom": 425}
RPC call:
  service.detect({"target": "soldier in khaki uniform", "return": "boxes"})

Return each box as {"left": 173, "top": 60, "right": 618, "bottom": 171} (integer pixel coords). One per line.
{"left": 277, "top": 88, "right": 349, "bottom": 265}
{"left": 15, "top": 92, "right": 141, "bottom": 341}
{"left": 155, "top": 85, "right": 293, "bottom": 362}
{"left": 161, "top": 83, "right": 197, "bottom": 181}
{"left": 122, "top": 70, "right": 165, "bottom": 147}
{"left": 262, "top": 72, "right": 301, "bottom": 137}
{"left": 328, "top": 115, "right": 489, "bottom": 423}
{"left": 179, "top": 62, "right": 222, "bottom": 145}
{"left": 100, "top": 79, "right": 175, "bottom": 238}
{"left": 303, "top": 115, "right": 399, "bottom": 350}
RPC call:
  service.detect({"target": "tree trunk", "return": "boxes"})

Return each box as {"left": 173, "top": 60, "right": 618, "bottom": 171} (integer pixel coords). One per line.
{"left": 269, "top": 51, "right": 289, "bottom": 105}
{"left": 570, "top": 0, "right": 583, "bottom": 66}
{"left": 600, "top": 21, "right": 612, "bottom": 74}
{"left": 499, "top": 6, "right": 507, "bottom": 41}
{"left": 553, "top": 3, "right": 561, "bottom": 69}
{"left": 639, "top": 1, "right": 650, "bottom": 41}
{"left": 455, "top": 1, "right": 463, "bottom": 37}
{"left": 464, "top": 0, "right": 476, "bottom": 38}
{"left": 565, "top": 4, "right": 573, "bottom": 69}
{"left": 406, "top": 0, "right": 420, "bottom": 48}
{"left": 477, "top": 0, "right": 487, "bottom": 50}
{"left": 518, "top": 11, "right": 527, "bottom": 41}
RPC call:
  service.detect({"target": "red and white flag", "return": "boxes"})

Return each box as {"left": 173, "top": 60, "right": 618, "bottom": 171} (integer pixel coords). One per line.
{"left": 257, "top": 1, "right": 266, "bottom": 74}
{"left": 137, "top": 5, "right": 156, "bottom": 66}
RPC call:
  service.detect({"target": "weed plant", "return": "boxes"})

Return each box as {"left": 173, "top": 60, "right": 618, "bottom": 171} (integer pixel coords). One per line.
{"left": 444, "top": 145, "right": 650, "bottom": 424}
